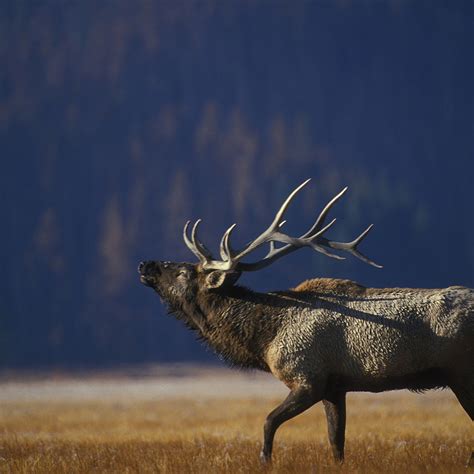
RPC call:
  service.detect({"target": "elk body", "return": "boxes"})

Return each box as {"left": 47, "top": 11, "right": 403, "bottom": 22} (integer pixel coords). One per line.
{"left": 139, "top": 180, "right": 473, "bottom": 464}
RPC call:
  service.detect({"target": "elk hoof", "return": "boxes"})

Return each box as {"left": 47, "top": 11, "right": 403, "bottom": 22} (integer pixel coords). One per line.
{"left": 259, "top": 450, "right": 272, "bottom": 465}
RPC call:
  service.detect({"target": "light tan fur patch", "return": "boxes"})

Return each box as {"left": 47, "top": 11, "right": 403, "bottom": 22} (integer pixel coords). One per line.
{"left": 294, "top": 278, "right": 366, "bottom": 296}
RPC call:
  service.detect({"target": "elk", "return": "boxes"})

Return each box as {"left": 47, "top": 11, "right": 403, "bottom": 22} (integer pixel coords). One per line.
{"left": 138, "top": 179, "right": 473, "bottom": 465}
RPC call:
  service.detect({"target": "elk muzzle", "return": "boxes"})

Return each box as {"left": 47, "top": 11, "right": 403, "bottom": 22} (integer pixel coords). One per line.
{"left": 138, "top": 261, "right": 161, "bottom": 287}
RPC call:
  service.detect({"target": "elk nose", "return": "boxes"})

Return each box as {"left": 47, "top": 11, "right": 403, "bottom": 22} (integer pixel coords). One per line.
{"left": 138, "top": 261, "right": 162, "bottom": 276}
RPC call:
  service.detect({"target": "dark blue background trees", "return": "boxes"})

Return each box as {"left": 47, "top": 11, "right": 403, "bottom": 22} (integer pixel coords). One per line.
{"left": 1, "top": 1, "right": 473, "bottom": 367}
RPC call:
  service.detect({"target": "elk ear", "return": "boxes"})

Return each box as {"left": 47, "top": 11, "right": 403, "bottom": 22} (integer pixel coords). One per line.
{"left": 205, "top": 271, "right": 241, "bottom": 290}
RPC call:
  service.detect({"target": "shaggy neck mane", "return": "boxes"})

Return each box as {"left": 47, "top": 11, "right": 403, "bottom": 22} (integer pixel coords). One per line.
{"left": 188, "top": 285, "right": 280, "bottom": 370}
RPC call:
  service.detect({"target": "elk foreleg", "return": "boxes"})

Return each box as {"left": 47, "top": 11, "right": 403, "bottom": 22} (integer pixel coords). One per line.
{"left": 260, "top": 384, "right": 322, "bottom": 463}
{"left": 323, "top": 392, "right": 346, "bottom": 462}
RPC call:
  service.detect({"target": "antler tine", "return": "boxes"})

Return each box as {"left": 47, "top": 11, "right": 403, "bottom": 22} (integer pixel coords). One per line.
{"left": 191, "top": 220, "right": 214, "bottom": 261}
{"left": 326, "top": 224, "right": 383, "bottom": 268}
{"left": 219, "top": 223, "right": 237, "bottom": 260}
{"left": 183, "top": 220, "right": 193, "bottom": 248}
{"left": 231, "top": 179, "right": 311, "bottom": 262}
{"left": 270, "top": 179, "right": 311, "bottom": 230}
{"left": 183, "top": 220, "right": 207, "bottom": 263}
{"left": 302, "top": 187, "right": 348, "bottom": 239}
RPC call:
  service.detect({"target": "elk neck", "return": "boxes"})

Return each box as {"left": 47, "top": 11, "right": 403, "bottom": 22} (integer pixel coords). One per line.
{"left": 190, "top": 285, "right": 285, "bottom": 371}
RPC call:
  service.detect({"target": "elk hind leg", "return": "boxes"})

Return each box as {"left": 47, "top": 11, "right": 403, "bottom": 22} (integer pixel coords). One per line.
{"left": 450, "top": 376, "right": 474, "bottom": 468}
{"left": 261, "top": 384, "right": 322, "bottom": 463}
{"left": 323, "top": 392, "right": 346, "bottom": 462}
{"left": 450, "top": 377, "right": 474, "bottom": 420}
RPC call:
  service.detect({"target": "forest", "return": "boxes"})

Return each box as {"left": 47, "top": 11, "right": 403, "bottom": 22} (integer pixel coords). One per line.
{"left": 1, "top": 1, "right": 473, "bottom": 367}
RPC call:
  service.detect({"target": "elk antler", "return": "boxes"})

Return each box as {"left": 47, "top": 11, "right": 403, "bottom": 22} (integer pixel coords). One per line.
{"left": 183, "top": 179, "right": 382, "bottom": 271}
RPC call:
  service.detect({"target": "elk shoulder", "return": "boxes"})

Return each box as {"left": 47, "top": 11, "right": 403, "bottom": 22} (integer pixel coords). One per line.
{"left": 293, "top": 278, "right": 366, "bottom": 296}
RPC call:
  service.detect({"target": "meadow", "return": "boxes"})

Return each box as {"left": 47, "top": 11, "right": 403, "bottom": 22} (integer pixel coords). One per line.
{"left": 0, "top": 366, "right": 471, "bottom": 473}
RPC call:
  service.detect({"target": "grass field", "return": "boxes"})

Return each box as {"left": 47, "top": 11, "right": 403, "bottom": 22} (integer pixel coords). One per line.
{"left": 0, "top": 366, "right": 471, "bottom": 473}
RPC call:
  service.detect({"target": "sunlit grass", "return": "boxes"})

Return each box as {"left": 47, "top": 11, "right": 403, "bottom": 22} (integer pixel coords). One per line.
{"left": 0, "top": 376, "right": 471, "bottom": 473}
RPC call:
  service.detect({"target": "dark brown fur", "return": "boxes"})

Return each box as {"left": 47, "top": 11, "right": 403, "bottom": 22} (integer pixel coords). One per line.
{"left": 195, "top": 286, "right": 279, "bottom": 371}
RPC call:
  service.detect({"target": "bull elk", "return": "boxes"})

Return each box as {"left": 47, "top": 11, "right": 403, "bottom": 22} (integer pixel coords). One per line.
{"left": 138, "top": 179, "right": 473, "bottom": 465}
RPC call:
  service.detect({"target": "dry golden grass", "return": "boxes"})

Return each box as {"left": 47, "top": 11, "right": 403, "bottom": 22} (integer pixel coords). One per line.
{"left": 0, "top": 370, "right": 471, "bottom": 473}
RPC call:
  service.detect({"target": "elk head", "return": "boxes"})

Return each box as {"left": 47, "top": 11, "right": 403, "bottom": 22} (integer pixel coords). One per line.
{"left": 138, "top": 179, "right": 381, "bottom": 304}
{"left": 138, "top": 260, "right": 241, "bottom": 309}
